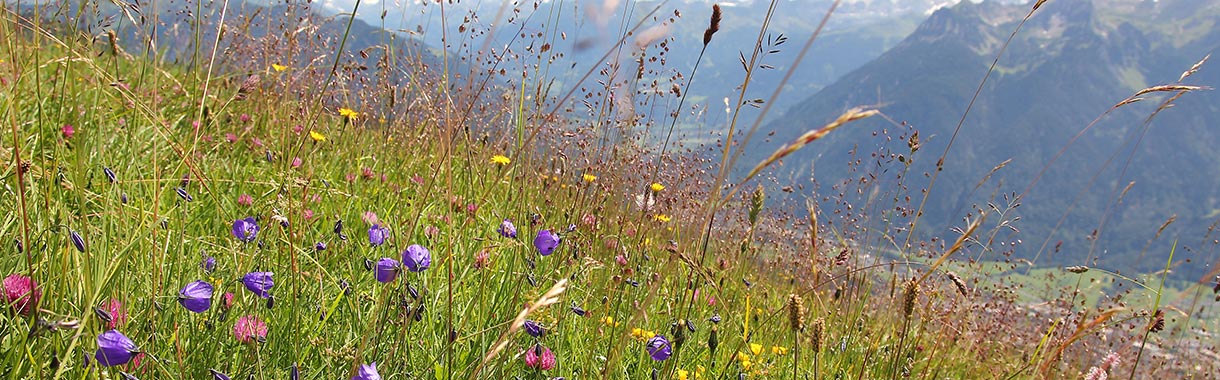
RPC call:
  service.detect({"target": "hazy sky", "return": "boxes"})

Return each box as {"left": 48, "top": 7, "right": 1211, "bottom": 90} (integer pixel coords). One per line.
{"left": 313, "top": 0, "right": 1002, "bottom": 20}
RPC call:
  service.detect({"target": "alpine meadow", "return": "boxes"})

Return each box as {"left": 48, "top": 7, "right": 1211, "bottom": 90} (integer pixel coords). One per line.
{"left": 3, "top": 0, "right": 1220, "bottom": 379}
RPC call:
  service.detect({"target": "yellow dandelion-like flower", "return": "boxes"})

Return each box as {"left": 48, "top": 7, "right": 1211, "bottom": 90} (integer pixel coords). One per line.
{"left": 338, "top": 107, "right": 358, "bottom": 121}
{"left": 309, "top": 130, "right": 326, "bottom": 142}
{"left": 771, "top": 346, "right": 788, "bottom": 355}
{"left": 677, "top": 369, "right": 689, "bottom": 380}
{"left": 749, "top": 343, "right": 763, "bottom": 356}
{"left": 583, "top": 173, "right": 597, "bottom": 182}
{"left": 653, "top": 214, "right": 672, "bottom": 223}
{"left": 650, "top": 182, "right": 665, "bottom": 192}
{"left": 271, "top": 63, "right": 288, "bottom": 72}
{"left": 491, "top": 155, "right": 511, "bottom": 165}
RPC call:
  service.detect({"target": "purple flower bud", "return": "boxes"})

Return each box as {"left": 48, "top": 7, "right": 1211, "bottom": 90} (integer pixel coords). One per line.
{"left": 201, "top": 254, "right": 216, "bottom": 273}
{"left": 497, "top": 219, "right": 517, "bottom": 239}
{"left": 402, "top": 245, "right": 431, "bottom": 272}
{"left": 375, "top": 258, "right": 400, "bottom": 283}
{"left": 315, "top": 242, "right": 327, "bottom": 251}
{"left": 339, "top": 279, "right": 352, "bottom": 296}
{"left": 70, "top": 230, "right": 87, "bottom": 253}
{"left": 175, "top": 187, "right": 193, "bottom": 202}
{"left": 333, "top": 219, "right": 344, "bottom": 235}
{"left": 209, "top": 369, "right": 231, "bottom": 380}
{"left": 368, "top": 224, "right": 389, "bottom": 247}
{"left": 533, "top": 230, "right": 560, "bottom": 256}
{"left": 94, "top": 330, "right": 138, "bottom": 367}
{"left": 352, "top": 362, "right": 381, "bottom": 380}
{"left": 646, "top": 335, "right": 672, "bottom": 361}
{"left": 231, "top": 217, "right": 259, "bottom": 243}
{"left": 103, "top": 167, "right": 117, "bottom": 183}
{"left": 291, "top": 363, "right": 300, "bottom": 380}
{"left": 178, "top": 280, "right": 214, "bottom": 313}
{"left": 94, "top": 307, "right": 113, "bottom": 325}
{"left": 523, "top": 320, "right": 545, "bottom": 338}
{"left": 242, "top": 272, "right": 273, "bottom": 298}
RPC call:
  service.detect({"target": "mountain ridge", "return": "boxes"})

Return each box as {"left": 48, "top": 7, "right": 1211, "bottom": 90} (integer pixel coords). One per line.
{"left": 752, "top": 0, "right": 1220, "bottom": 278}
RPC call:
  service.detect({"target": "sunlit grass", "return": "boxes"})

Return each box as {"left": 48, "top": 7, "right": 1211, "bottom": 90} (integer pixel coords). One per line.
{"left": 1, "top": 1, "right": 1217, "bottom": 380}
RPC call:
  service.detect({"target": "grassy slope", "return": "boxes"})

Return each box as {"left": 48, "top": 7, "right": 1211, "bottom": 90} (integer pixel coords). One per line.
{"left": 1, "top": 2, "right": 1215, "bottom": 380}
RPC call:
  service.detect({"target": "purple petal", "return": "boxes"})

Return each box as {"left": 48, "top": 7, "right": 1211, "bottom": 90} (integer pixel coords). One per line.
{"left": 242, "top": 272, "right": 274, "bottom": 298}
{"left": 94, "top": 330, "right": 137, "bottom": 366}
{"left": 375, "top": 258, "right": 400, "bottom": 283}
{"left": 179, "top": 280, "right": 214, "bottom": 313}
{"left": 352, "top": 362, "right": 381, "bottom": 380}
{"left": 402, "top": 245, "right": 431, "bottom": 272}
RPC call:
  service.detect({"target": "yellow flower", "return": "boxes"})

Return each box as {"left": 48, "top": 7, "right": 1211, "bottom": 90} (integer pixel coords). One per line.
{"left": 736, "top": 352, "right": 753, "bottom": 370}
{"left": 338, "top": 107, "right": 358, "bottom": 121}
{"left": 653, "top": 214, "right": 671, "bottom": 223}
{"left": 309, "top": 130, "right": 326, "bottom": 142}
{"left": 631, "top": 328, "right": 656, "bottom": 340}
{"left": 650, "top": 182, "right": 665, "bottom": 192}
{"left": 583, "top": 173, "right": 597, "bottom": 182}
{"left": 491, "top": 155, "right": 511, "bottom": 165}
{"left": 750, "top": 343, "right": 763, "bottom": 356}
{"left": 601, "top": 316, "right": 620, "bottom": 327}
{"left": 677, "top": 369, "right": 689, "bottom": 380}
{"left": 271, "top": 63, "right": 288, "bottom": 72}
{"left": 771, "top": 346, "right": 788, "bottom": 355}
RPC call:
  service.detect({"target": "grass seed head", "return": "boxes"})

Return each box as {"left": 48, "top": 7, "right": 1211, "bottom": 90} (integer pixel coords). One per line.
{"left": 702, "top": 4, "right": 721, "bottom": 46}
{"left": 787, "top": 293, "right": 805, "bottom": 332}
{"left": 902, "top": 279, "right": 920, "bottom": 320}
{"left": 811, "top": 318, "right": 825, "bottom": 353}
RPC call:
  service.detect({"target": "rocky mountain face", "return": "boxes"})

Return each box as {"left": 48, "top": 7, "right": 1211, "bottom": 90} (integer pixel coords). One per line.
{"left": 750, "top": 0, "right": 1220, "bottom": 277}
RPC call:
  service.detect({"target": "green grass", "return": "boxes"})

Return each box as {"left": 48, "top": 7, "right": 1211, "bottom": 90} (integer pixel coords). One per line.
{"left": 1, "top": 1, "right": 1216, "bottom": 380}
